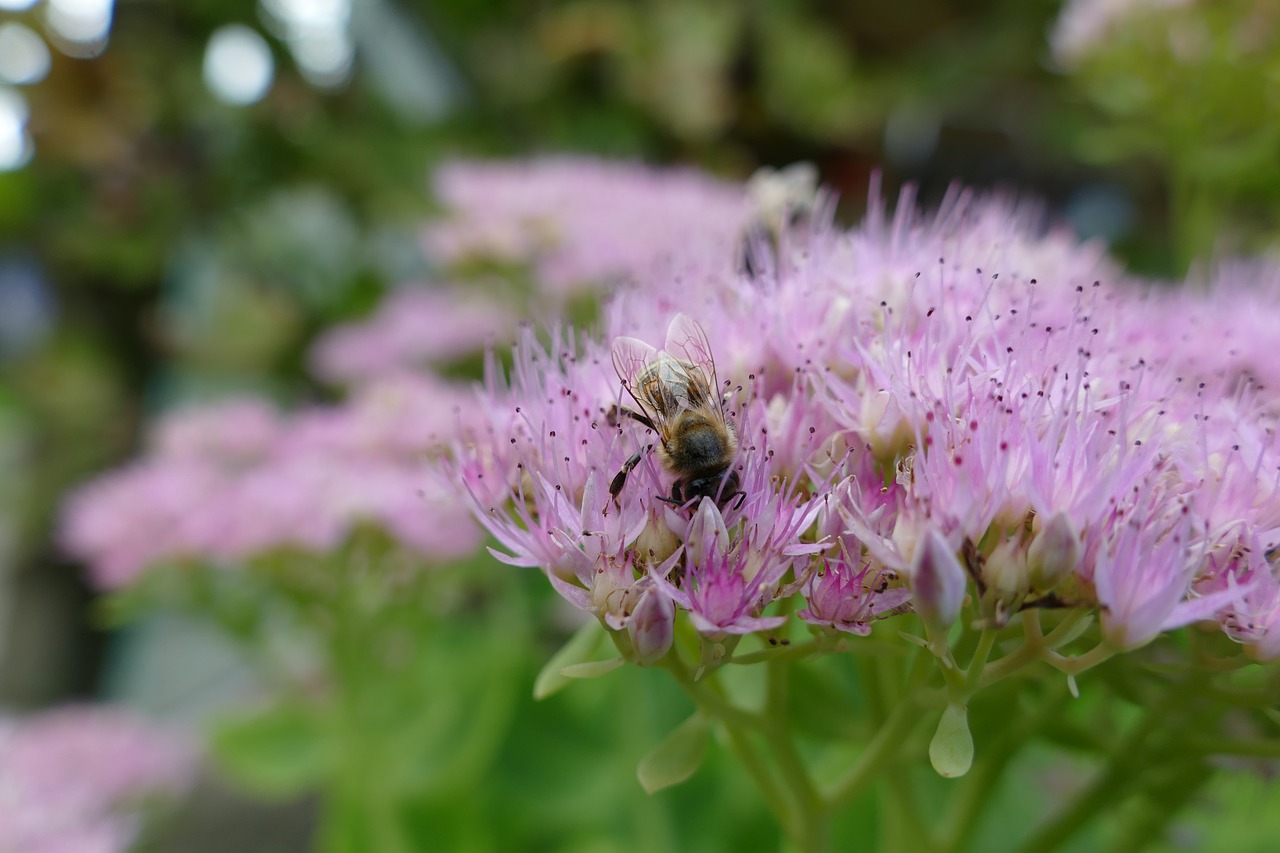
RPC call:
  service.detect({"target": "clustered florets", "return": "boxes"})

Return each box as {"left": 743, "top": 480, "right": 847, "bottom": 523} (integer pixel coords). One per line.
{"left": 454, "top": 173, "right": 1280, "bottom": 662}
{"left": 61, "top": 375, "right": 484, "bottom": 588}
{"left": 0, "top": 707, "right": 194, "bottom": 853}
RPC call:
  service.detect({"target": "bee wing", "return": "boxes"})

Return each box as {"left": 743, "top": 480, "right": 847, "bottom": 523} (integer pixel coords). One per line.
{"left": 662, "top": 313, "right": 723, "bottom": 417}
{"left": 612, "top": 335, "right": 659, "bottom": 390}
{"left": 611, "top": 335, "right": 669, "bottom": 427}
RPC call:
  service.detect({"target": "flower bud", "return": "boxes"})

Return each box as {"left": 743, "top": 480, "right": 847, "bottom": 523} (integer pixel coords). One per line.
{"left": 1027, "top": 512, "right": 1081, "bottom": 592}
{"left": 983, "top": 538, "right": 1028, "bottom": 601}
{"left": 635, "top": 508, "right": 681, "bottom": 567}
{"left": 910, "top": 527, "right": 967, "bottom": 632}
{"left": 686, "top": 498, "right": 730, "bottom": 570}
{"left": 628, "top": 586, "right": 675, "bottom": 666}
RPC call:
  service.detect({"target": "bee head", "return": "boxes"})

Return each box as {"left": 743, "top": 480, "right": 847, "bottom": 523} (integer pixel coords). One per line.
{"left": 683, "top": 469, "right": 742, "bottom": 508}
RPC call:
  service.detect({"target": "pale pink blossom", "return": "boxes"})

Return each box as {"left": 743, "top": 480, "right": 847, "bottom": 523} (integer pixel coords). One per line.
{"left": 0, "top": 707, "right": 194, "bottom": 853}
{"left": 425, "top": 157, "right": 751, "bottom": 296}
{"left": 61, "top": 377, "right": 485, "bottom": 588}
{"left": 309, "top": 286, "right": 518, "bottom": 384}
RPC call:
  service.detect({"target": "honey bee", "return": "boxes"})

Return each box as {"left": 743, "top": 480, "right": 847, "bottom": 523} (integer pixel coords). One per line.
{"left": 740, "top": 162, "right": 819, "bottom": 277}
{"left": 609, "top": 313, "right": 743, "bottom": 509}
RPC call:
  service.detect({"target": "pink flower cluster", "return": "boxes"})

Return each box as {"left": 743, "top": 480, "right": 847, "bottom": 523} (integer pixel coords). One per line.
{"left": 61, "top": 374, "right": 485, "bottom": 589}
{"left": 309, "top": 286, "right": 518, "bottom": 385}
{"left": 0, "top": 706, "right": 194, "bottom": 853}
{"left": 454, "top": 178, "right": 1280, "bottom": 659}
{"left": 424, "top": 157, "right": 751, "bottom": 296}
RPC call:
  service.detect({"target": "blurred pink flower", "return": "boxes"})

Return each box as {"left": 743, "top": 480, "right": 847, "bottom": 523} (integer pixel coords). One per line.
{"left": 61, "top": 375, "right": 485, "bottom": 589}
{"left": 0, "top": 706, "right": 194, "bottom": 853}
{"left": 425, "top": 157, "right": 751, "bottom": 296}
{"left": 309, "top": 286, "right": 518, "bottom": 384}
{"left": 1050, "top": 0, "right": 1193, "bottom": 66}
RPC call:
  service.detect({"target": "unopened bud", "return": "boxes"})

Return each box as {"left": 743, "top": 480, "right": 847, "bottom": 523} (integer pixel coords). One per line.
{"left": 1027, "top": 512, "right": 1081, "bottom": 592}
{"left": 628, "top": 586, "right": 675, "bottom": 666}
{"left": 686, "top": 498, "right": 730, "bottom": 570}
{"left": 635, "top": 509, "right": 681, "bottom": 567}
{"left": 983, "top": 538, "right": 1028, "bottom": 601}
{"left": 910, "top": 528, "right": 967, "bottom": 632}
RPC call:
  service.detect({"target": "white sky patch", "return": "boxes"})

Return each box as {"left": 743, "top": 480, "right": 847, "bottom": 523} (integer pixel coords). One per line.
{"left": 203, "top": 25, "right": 275, "bottom": 106}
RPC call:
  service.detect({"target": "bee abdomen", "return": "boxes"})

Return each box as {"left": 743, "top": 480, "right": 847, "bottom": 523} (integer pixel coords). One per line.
{"left": 669, "top": 422, "right": 732, "bottom": 476}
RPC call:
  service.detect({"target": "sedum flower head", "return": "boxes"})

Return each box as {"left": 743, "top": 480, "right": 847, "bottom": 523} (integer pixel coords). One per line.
{"left": 60, "top": 375, "right": 485, "bottom": 588}
{"left": 453, "top": 165, "right": 1280, "bottom": 658}
{"left": 425, "top": 157, "right": 751, "bottom": 296}
{"left": 309, "top": 286, "right": 518, "bottom": 385}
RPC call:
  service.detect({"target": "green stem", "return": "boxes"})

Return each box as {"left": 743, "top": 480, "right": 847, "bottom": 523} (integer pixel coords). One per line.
{"left": 722, "top": 725, "right": 795, "bottom": 835}
{"left": 869, "top": 655, "right": 934, "bottom": 853}
{"left": 963, "top": 630, "right": 998, "bottom": 695}
{"left": 882, "top": 772, "right": 934, "bottom": 853}
{"left": 1023, "top": 609, "right": 1044, "bottom": 644}
{"left": 1045, "top": 642, "right": 1113, "bottom": 677}
{"left": 978, "top": 610, "right": 1093, "bottom": 689}
{"left": 764, "top": 655, "right": 829, "bottom": 853}
{"left": 664, "top": 652, "right": 825, "bottom": 850}
{"left": 325, "top": 562, "right": 412, "bottom": 853}
{"left": 925, "top": 622, "right": 967, "bottom": 694}
{"left": 1041, "top": 610, "right": 1091, "bottom": 648}
{"left": 662, "top": 655, "right": 765, "bottom": 731}
{"left": 824, "top": 650, "right": 931, "bottom": 810}
{"left": 730, "top": 639, "right": 828, "bottom": 665}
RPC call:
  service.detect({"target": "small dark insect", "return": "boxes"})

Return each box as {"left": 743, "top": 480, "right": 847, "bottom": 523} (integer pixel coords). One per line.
{"left": 609, "top": 314, "right": 743, "bottom": 510}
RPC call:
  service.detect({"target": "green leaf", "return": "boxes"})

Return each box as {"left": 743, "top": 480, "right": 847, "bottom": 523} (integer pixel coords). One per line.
{"left": 533, "top": 618, "right": 607, "bottom": 700}
{"left": 560, "top": 657, "right": 624, "bottom": 680}
{"left": 929, "top": 703, "right": 974, "bottom": 779}
{"left": 636, "top": 713, "right": 709, "bottom": 795}
{"left": 209, "top": 703, "right": 333, "bottom": 797}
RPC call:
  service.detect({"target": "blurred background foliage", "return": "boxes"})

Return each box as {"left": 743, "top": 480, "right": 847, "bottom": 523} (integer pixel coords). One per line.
{"left": 2, "top": 0, "right": 1279, "bottom": 849}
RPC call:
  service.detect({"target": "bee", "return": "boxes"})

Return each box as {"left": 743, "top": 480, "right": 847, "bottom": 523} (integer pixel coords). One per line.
{"left": 608, "top": 313, "right": 743, "bottom": 509}
{"left": 740, "top": 162, "right": 819, "bottom": 277}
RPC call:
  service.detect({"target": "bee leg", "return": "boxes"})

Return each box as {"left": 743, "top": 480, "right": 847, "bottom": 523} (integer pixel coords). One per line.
{"left": 729, "top": 490, "right": 746, "bottom": 510}
{"left": 607, "top": 404, "right": 656, "bottom": 432}
{"left": 608, "top": 444, "right": 653, "bottom": 508}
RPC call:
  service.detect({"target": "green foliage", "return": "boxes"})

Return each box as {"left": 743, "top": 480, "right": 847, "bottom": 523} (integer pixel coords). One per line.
{"left": 533, "top": 617, "right": 611, "bottom": 700}
{"left": 636, "top": 712, "right": 710, "bottom": 794}
{"left": 211, "top": 701, "right": 334, "bottom": 798}
{"left": 1063, "top": 0, "right": 1280, "bottom": 267}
